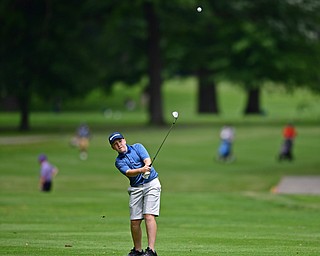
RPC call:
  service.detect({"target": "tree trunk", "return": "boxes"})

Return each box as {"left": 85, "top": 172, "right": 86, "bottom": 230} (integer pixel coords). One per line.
{"left": 197, "top": 69, "right": 219, "bottom": 114}
{"left": 244, "top": 87, "right": 261, "bottom": 114}
{"left": 143, "top": 1, "right": 164, "bottom": 125}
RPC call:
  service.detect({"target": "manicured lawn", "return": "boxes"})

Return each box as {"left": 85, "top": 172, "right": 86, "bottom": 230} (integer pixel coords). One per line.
{"left": 1, "top": 124, "right": 320, "bottom": 255}
{"left": 1, "top": 80, "right": 320, "bottom": 255}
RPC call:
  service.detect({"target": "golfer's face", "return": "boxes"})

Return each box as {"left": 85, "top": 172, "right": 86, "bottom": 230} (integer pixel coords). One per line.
{"left": 112, "top": 138, "right": 127, "bottom": 153}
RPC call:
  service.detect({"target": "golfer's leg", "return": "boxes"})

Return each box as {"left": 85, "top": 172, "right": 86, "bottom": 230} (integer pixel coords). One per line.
{"left": 144, "top": 214, "right": 157, "bottom": 251}
{"left": 131, "top": 219, "right": 143, "bottom": 251}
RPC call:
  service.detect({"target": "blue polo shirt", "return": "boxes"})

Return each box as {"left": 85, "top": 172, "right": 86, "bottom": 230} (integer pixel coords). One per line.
{"left": 115, "top": 143, "right": 158, "bottom": 187}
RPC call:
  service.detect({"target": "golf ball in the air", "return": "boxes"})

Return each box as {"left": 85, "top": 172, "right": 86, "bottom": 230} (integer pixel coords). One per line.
{"left": 197, "top": 6, "right": 202, "bottom": 12}
{"left": 172, "top": 111, "right": 179, "bottom": 118}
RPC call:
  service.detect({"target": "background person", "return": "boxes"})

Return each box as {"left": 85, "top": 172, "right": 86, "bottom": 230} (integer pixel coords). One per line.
{"left": 71, "top": 123, "right": 91, "bottom": 160}
{"left": 218, "top": 125, "right": 235, "bottom": 162}
{"left": 108, "top": 132, "right": 160, "bottom": 256}
{"left": 38, "top": 154, "right": 58, "bottom": 192}
{"left": 279, "top": 123, "right": 297, "bottom": 161}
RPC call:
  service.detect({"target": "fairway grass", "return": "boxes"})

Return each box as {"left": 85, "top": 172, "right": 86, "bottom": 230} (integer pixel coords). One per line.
{"left": 1, "top": 124, "right": 320, "bottom": 255}
{"left": 1, "top": 190, "right": 319, "bottom": 255}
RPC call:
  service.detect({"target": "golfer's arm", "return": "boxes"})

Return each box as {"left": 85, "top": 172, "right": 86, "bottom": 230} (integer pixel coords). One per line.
{"left": 143, "top": 158, "right": 151, "bottom": 166}
{"left": 125, "top": 168, "right": 144, "bottom": 177}
{"left": 125, "top": 158, "right": 151, "bottom": 177}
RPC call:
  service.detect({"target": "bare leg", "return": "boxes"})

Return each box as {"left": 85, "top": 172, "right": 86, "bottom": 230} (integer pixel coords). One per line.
{"left": 131, "top": 219, "right": 143, "bottom": 251}
{"left": 144, "top": 214, "right": 157, "bottom": 251}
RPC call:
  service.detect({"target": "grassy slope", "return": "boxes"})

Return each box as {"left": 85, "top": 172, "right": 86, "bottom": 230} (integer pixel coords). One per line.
{"left": 1, "top": 79, "right": 320, "bottom": 255}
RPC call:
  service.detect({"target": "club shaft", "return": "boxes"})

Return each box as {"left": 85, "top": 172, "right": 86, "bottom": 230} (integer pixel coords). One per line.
{"left": 150, "top": 121, "right": 176, "bottom": 167}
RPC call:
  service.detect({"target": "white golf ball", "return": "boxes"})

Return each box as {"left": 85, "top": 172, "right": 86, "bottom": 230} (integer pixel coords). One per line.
{"left": 197, "top": 6, "right": 202, "bottom": 12}
{"left": 172, "top": 111, "right": 179, "bottom": 118}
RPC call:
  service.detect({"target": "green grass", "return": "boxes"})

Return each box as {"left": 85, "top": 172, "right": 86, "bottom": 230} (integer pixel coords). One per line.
{"left": 1, "top": 79, "right": 320, "bottom": 255}
{"left": 1, "top": 125, "right": 320, "bottom": 255}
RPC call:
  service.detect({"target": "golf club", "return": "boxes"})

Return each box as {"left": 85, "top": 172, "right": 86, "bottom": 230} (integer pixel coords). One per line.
{"left": 143, "top": 111, "right": 179, "bottom": 179}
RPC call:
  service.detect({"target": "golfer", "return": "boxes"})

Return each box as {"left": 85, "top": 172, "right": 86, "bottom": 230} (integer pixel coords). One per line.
{"left": 108, "top": 132, "right": 161, "bottom": 256}
{"left": 38, "top": 154, "right": 58, "bottom": 192}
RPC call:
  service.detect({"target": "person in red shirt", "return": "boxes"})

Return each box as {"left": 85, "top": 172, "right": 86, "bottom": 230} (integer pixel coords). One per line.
{"left": 279, "top": 123, "right": 297, "bottom": 161}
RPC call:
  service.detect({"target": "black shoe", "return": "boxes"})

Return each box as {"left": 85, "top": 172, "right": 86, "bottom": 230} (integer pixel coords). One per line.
{"left": 143, "top": 247, "right": 158, "bottom": 256}
{"left": 128, "top": 247, "right": 144, "bottom": 256}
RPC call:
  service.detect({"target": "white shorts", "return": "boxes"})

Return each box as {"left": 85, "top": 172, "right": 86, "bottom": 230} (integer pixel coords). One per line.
{"left": 127, "top": 178, "right": 161, "bottom": 220}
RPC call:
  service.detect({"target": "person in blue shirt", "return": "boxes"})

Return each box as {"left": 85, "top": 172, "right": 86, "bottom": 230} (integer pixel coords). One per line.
{"left": 38, "top": 154, "right": 58, "bottom": 192}
{"left": 108, "top": 132, "right": 160, "bottom": 256}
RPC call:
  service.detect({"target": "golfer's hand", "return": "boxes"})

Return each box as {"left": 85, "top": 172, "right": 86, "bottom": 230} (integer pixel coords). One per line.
{"left": 141, "top": 165, "right": 151, "bottom": 174}
{"left": 141, "top": 165, "right": 151, "bottom": 179}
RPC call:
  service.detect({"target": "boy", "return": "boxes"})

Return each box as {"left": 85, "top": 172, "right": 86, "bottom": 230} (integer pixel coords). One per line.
{"left": 108, "top": 132, "right": 160, "bottom": 256}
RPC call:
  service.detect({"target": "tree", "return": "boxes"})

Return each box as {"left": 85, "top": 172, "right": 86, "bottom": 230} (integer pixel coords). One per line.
{"left": 2, "top": 0, "right": 319, "bottom": 130}
{"left": 160, "top": 2, "right": 223, "bottom": 114}
{"left": 197, "top": 68, "right": 219, "bottom": 113}
{"left": 94, "top": 0, "right": 165, "bottom": 125}
{"left": 0, "top": 0, "right": 105, "bottom": 130}
{"left": 223, "top": 0, "right": 320, "bottom": 114}
{"left": 161, "top": 0, "right": 319, "bottom": 115}
{"left": 143, "top": 1, "right": 164, "bottom": 124}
